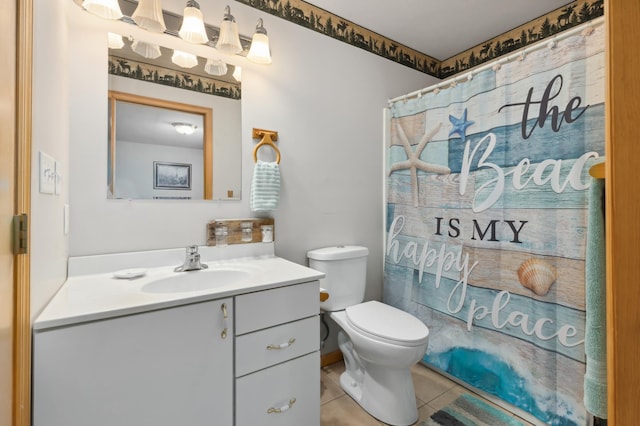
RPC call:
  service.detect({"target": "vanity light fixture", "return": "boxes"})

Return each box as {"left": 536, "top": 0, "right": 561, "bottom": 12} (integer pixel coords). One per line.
{"left": 131, "top": 0, "right": 167, "bottom": 33}
{"left": 215, "top": 5, "right": 243, "bottom": 55}
{"left": 232, "top": 66, "right": 242, "bottom": 82}
{"left": 178, "top": 0, "right": 209, "bottom": 44}
{"left": 247, "top": 18, "right": 272, "bottom": 64}
{"left": 204, "top": 58, "right": 228, "bottom": 76}
{"left": 78, "top": 0, "right": 275, "bottom": 66}
{"left": 171, "top": 49, "right": 198, "bottom": 68}
{"left": 172, "top": 122, "right": 197, "bottom": 135}
{"left": 107, "top": 32, "right": 125, "bottom": 49}
{"left": 132, "top": 39, "right": 162, "bottom": 59}
{"left": 81, "top": 0, "right": 123, "bottom": 20}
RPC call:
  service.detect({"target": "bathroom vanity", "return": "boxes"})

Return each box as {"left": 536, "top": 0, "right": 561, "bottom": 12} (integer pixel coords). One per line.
{"left": 32, "top": 244, "right": 324, "bottom": 426}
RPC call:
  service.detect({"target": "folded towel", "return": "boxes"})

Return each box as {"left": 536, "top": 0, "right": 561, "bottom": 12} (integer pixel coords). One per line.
{"left": 250, "top": 161, "right": 280, "bottom": 212}
{"left": 584, "top": 177, "right": 607, "bottom": 419}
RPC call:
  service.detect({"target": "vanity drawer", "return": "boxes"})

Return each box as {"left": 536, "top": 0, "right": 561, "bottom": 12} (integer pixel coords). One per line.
{"left": 236, "top": 315, "right": 319, "bottom": 377}
{"left": 235, "top": 280, "right": 319, "bottom": 335}
{"left": 236, "top": 351, "right": 320, "bottom": 426}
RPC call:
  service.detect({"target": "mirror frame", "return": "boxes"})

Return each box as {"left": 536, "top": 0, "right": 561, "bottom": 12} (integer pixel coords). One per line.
{"left": 108, "top": 90, "right": 213, "bottom": 200}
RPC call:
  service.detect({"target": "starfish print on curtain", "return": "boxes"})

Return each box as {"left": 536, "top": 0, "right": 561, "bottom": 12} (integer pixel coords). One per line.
{"left": 389, "top": 121, "right": 451, "bottom": 207}
{"left": 449, "top": 108, "right": 474, "bottom": 140}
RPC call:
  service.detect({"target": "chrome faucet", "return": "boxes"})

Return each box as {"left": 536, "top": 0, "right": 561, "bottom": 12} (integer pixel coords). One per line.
{"left": 175, "top": 245, "right": 208, "bottom": 272}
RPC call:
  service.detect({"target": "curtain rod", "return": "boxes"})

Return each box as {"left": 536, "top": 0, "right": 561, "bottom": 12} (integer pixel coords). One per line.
{"left": 388, "top": 17, "right": 605, "bottom": 106}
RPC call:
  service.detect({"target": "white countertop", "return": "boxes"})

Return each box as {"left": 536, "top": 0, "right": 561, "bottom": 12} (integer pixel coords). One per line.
{"left": 34, "top": 244, "right": 325, "bottom": 331}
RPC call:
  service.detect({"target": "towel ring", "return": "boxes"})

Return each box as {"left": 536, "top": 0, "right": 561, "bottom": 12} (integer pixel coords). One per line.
{"left": 252, "top": 128, "right": 281, "bottom": 164}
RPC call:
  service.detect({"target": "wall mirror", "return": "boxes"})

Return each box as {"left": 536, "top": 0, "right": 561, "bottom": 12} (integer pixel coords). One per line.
{"left": 108, "top": 36, "right": 242, "bottom": 201}
{"left": 108, "top": 91, "right": 212, "bottom": 200}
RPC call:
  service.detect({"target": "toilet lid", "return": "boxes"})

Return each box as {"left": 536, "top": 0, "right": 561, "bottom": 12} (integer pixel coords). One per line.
{"left": 345, "top": 301, "right": 429, "bottom": 347}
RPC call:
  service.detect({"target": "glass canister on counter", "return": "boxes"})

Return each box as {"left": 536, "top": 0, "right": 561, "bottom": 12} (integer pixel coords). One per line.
{"left": 261, "top": 224, "right": 273, "bottom": 242}
{"left": 215, "top": 225, "right": 228, "bottom": 247}
{"left": 241, "top": 222, "right": 253, "bottom": 242}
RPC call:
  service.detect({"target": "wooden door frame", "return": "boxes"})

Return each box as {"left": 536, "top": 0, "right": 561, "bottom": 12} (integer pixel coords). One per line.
{"left": 14, "top": 0, "right": 32, "bottom": 425}
{"left": 605, "top": 0, "right": 640, "bottom": 423}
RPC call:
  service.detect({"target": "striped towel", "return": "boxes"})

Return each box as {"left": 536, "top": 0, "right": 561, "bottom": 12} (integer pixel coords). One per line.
{"left": 250, "top": 161, "right": 280, "bottom": 212}
{"left": 584, "top": 177, "right": 607, "bottom": 419}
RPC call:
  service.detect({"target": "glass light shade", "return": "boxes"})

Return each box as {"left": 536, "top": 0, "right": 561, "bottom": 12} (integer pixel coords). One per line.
{"left": 232, "top": 66, "right": 242, "bottom": 82}
{"left": 131, "top": 0, "right": 167, "bottom": 33}
{"left": 179, "top": 2, "right": 208, "bottom": 44}
{"left": 172, "top": 50, "right": 198, "bottom": 68}
{"left": 247, "top": 33, "right": 272, "bottom": 64}
{"left": 215, "top": 6, "right": 242, "bottom": 54}
{"left": 132, "top": 40, "right": 162, "bottom": 59}
{"left": 82, "top": 0, "right": 123, "bottom": 19}
{"left": 107, "top": 32, "right": 125, "bottom": 49}
{"left": 204, "top": 58, "right": 228, "bottom": 76}
{"left": 173, "top": 122, "right": 196, "bottom": 135}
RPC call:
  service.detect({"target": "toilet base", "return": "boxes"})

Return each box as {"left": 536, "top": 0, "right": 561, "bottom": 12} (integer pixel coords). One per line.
{"left": 339, "top": 364, "right": 418, "bottom": 426}
{"left": 331, "top": 313, "right": 423, "bottom": 426}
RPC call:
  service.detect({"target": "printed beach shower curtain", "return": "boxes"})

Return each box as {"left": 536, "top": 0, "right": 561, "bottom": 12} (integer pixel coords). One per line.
{"left": 384, "top": 22, "right": 604, "bottom": 425}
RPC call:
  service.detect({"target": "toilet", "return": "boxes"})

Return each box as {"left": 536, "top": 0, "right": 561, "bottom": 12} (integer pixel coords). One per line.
{"left": 308, "top": 245, "right": 429, "bottom": 426}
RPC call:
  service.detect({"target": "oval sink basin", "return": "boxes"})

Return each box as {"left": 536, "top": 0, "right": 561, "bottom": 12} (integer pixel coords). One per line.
{"left": 141, "top": 268, "right": 250, "bottom": 293}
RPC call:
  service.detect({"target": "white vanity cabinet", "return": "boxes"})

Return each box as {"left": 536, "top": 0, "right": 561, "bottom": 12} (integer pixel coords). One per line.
{"left": 234, "top": 280, "right": 321, "bottom": 426}
{"left": 33, "top": 251, "right": 325, "bottom": 426}
{"left": 32, "top": 298, "right": 234, "bottom": 426}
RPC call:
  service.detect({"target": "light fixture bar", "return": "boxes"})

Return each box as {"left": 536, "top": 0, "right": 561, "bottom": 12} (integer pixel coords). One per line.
{"left": 116, "top": 0, "right": 253, "bottom": 55}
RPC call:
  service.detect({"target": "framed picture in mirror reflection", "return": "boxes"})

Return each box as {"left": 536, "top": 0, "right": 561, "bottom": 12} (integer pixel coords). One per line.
{"left": 153, "top": 161, "right": 192, "bottom": 190}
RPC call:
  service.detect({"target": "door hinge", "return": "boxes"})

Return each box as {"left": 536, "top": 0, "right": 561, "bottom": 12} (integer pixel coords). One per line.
{"left": 12, "top": 213, "right": 28, "bottom": 255}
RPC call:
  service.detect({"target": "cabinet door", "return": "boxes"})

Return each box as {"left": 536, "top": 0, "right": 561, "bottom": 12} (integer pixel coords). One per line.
{"left": 33, "top": 299, "right": 233, "bottom": 426}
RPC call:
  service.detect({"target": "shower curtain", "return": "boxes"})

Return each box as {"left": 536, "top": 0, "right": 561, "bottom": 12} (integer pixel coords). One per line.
{"left": 384, "top": 21, "right": 604, "bottom": 425}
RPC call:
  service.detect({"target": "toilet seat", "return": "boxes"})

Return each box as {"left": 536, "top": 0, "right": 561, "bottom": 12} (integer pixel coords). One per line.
{"left": 345, "top": 301, "right": 429, "bottom": 347}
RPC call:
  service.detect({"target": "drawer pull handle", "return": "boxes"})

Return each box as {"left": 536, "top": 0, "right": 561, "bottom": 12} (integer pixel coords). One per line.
{"left": 267, "top": 338, "right": 296, "bottom": 350}
{"left": 221, "top": 303, "right": 228, "bottom": 319}
{"left": 267, "top": 398, "right": 296, "bottom": 414}
{"left": 221, "top": 328, "right": 227, "bottom": 339}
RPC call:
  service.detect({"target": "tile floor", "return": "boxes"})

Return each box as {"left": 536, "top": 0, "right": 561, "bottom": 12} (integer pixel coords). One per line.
{"left": 320, "top": 361, "right": 536, "bottom": 426}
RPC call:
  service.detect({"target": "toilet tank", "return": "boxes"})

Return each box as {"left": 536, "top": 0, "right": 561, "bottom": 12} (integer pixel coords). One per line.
{"left": 307, "top": 245, "right": 368, "bottom": 311}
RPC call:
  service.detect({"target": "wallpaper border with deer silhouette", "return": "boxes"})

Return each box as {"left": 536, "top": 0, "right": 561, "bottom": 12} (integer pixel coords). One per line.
{"left": 236, "top": 0, "right": 603, "bottom": 79}
{"left": 235, "top": 0, "right": 441, "bottom": 76}
{"left": 439, "top": 0, "right": 604, "bottom": 78}
{"left": 108, "top": 55, "right": 242, "bottom": 100}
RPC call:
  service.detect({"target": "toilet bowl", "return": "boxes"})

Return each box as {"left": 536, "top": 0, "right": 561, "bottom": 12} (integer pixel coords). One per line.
{"left": 307, "top": 246, "right": 429, "bottom": 426}
{"left": 330, "top": 301, "right": 429, "bottom": 425}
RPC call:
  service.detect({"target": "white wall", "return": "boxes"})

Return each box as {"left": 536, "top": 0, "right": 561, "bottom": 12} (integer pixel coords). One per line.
{"left": 32, "top": 1, "right": 439, "bottom": 339}
{"left": 239, "top": 4, "right": 439, "bottom": 309}
{"left": 30, "top": 0, "right": 71, "bottom": 320}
